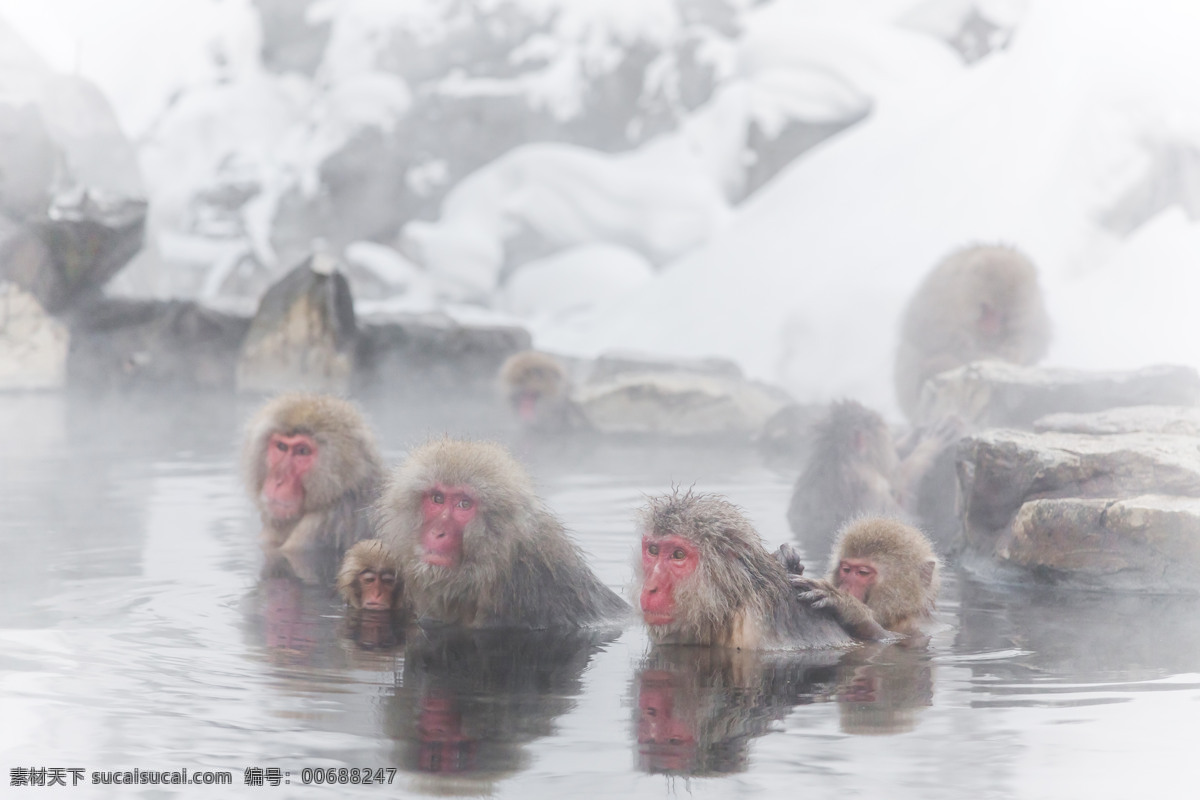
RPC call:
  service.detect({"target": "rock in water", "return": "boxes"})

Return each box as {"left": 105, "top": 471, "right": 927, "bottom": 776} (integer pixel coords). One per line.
{"left": 236, "top": 255, "right": 358, "bottom": 394}
{"left": 0, "top": 282, "right": 68, "bottom": 390}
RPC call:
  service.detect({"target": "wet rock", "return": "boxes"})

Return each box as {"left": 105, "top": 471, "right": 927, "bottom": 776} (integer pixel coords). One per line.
{"left": 585, "top": 352, "right": 745, "bottom": 384}
{"left": 356, "top": 313, "right": 531, "bottom": 400}
{"left": 236, "top": 255, "right": 358, "bottom": 394}
{"left": 67, "top": 297, "right": 249, "bottom": 392}
{"left": 956, "top": 428, "right": 1200, "bottom": 591}
{"left": 1034, "top": 405, "right": 1200, "bottom": 436}
{"left": 574, "top": 371, "right": 792, "bottom": 440}
{"left": 23, "top": 190, "right": 147, "bottom": 312}
{"left": 999, "top": 495, "right": 1200, "bottom": 592}
{"left": 0, "top": 22, "right": 148, "bottom": 310}
{"left": 0, "top": 282, "right": 69, "bottom": 390}
{"left": 916, "top": 361, "right": 1200, "bottom": 428}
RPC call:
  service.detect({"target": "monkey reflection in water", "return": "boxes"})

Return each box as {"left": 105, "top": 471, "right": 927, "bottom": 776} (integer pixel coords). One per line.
{"left": 385, "top": 627, "right": 619, "bottom": 783}
{"left": 635, "top": 644, "right": 936, "bottom": 775}
{"left": 635, "top": 646, "right": 842, "bottom": 775}
{"left": 336, "top": 540, "right": 405, "bottom": 650}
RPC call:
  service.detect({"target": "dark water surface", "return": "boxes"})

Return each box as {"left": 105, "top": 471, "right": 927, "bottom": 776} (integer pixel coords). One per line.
{"left": 2, "top": 394, "right": 1197, "bottom": 798}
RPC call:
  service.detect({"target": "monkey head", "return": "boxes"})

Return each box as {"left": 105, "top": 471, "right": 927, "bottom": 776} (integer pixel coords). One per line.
{"left": 828, "top": 517, "right": 940, "bottom": 629}
{"left": 379, "top": 438, "right": 538, "bottom": 579}
{"left": 637, "top": 490, "right": 786, "bottom": 645}
{"left": 498, "top": 350, "right": 569, "bottom": 424}
{"left": 243, "top": 393, "right": 382, "bottom": 525}
{"left": 338, "top": 540, "right": 402, "bottom": 611}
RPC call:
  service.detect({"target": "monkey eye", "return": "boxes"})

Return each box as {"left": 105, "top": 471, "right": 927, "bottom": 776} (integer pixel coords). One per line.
{"left": 381, "top": 573, "right": 397, "bottom": 586}
{"left": 671, "top": 548, "right": 686, "bottom": 560}
{"left": 456, "top": 497, "right": 473, "bottom": 510}
{"left": 431, "top": 490, "right": 445, "bottom": 504}
{"left": 275, "top": 440, "right": 288, "bottom": 452}
{"left": 293, "top": 444, "right": 312, "bottom": 456}
{"left": 360, "top": 572, "right": 377, "bottom": 584}
{"left": 647, "top": 543, "right": 659, "bottom": 556}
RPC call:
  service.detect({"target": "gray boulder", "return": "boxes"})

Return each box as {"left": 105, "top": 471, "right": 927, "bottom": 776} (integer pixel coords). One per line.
{"left": 236, "top": 255, "right": 357, "bottom": 394}
{"left": 68, "top": 297, "right": 249, "bottom": 392}
{"left": 1034, "top": 405, "right": 1200, "bottom": 436}
{"left": 0, "top": 282, "right": 68, "bottom": 390}
{"left": 573, "top": 371, "right": 792, "bottom": 440}
{"left": 0, "top": 21, "right": 147, "bottom": 311}
{"left": 999, "top": 495, "right": 1200, "bottom": 592}
{"left": 956, "top": 428, "right": 1200, "bottom": 591}
{"left": 916, "top": 361, "right": 1200, "bottom": 429}
{"left": 357, "top": 313, "right": 530, "bottom": 400}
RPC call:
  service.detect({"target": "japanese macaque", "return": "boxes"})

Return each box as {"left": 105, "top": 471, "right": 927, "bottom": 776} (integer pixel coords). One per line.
{"left": 497, "top": 350, "right": 588, "bottom": 433}
{"left": 786, "top": 400, "right": 959, "bottom": 562}
{"left": 895, "top": 243, "right": 1051, "bottom": 420}
{"left": 337, "top": 539, "right": 403, "bottom": 612}
{"left": 375, "top": 438, "right": 627, "bottom": 628}
{"left": 242, "top": 393, "right": 384, "bottom": 554}
{"left": 637, "top": 489, "right": 855, "bottom": 649}
{"left": 793, "top": 517, "right": 941, "bottom": 639}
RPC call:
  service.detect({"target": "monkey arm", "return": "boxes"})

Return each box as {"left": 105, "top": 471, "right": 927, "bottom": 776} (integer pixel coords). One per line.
{"left": 790, "top": 577, "right": 893, "bottom": 641}
{"left": 891, "top": 415, "right": 965, "bottom": 510}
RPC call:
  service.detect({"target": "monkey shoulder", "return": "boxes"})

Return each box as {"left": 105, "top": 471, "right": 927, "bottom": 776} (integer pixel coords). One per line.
{"left": 497, "top": 531, "right": 627, "bottom": 629}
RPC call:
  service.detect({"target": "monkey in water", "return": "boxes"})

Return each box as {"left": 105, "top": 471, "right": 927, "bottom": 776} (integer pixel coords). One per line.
{"left": 791, "top": 517, "right": 941, "bottom": 640}
{"left": 337, "top": 539, "right": 403, "bottom": 612}
{"left": 895, "top": 243, "right": 1051, "bottom": 420}
{"left": 637, "top": 488, "right": 856, "bottom": 649}
{"left": 243, "top": 393, "right": 384, "bottom": 555}
{"left": 497, "top": 350, "right": 590, "bottom": 434}
{"left": 786, "top": 399, "right": 960, "bottom": 563}
{"left": 375, "top": 437, "right": 627, "bottom": 628}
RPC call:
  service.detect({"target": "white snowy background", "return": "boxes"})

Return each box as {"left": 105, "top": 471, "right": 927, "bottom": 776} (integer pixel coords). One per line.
{"left": 3, "top": 0, "right": 1198, "bottom": 418}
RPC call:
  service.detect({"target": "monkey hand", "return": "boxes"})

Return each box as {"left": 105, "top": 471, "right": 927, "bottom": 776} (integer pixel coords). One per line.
{"left": 790, "top": 577, "right": 836, "bottom": 610}
{"left": 773, "top": 543, "right": 805, "bottom": 576}
{"left": 927, "top": 413, "right": 968, "bottom": 446}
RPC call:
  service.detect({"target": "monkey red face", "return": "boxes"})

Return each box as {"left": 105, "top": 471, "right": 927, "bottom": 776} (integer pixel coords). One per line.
{"left": 640, "top": 535, "right": 700, "bottom": 626}
{"left": 637, "top": 670, "right": 697, "bottom": 773}
{"left": 836, "top": 558, "right": 878, "bottom": 602}
{"left": 357, "top": 570, "right": 398, "bottom": 611}
{"left": 515, "top": 390, "right": 540, "bottom": 422}
{"left": 262, "top": 433, "right": 318, "bottom": 521}
{"left": 420, "top": 484, "right": 478, "bottom": 567}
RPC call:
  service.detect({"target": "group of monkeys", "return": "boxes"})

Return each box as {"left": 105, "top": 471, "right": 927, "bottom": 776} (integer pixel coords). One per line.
{"left": 246, "top": 393, "right": 938, "bottom": 649}
{"left": 245, "top": 241, "right": 1052, "bottom": 651}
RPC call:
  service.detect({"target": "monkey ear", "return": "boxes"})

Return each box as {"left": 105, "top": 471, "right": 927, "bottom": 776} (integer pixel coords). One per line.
{"left": 920, "top": 559, "right": 936, "bottom": 587}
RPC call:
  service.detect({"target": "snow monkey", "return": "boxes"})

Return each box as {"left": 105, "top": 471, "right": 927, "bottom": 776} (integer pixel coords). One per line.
{"left": 895, "top": 243, "right": 1051, "bottom": 420}
{"left": 497, "top": 349, "right": 588, "bottom": 433}
{"left": 786, "top": 399, "right": 958, "bottom": 563}
{"left": 637, "top": 489, "right": 855, "bottom": 649}
{"left": 375, "top": 437, "right": 627, "bottom": 628}
{"left": 337, "top": 539, "right": 403, "bottom": 612}
{"left": 243, "top": 393, "right": 384, "bottom": 554}
{"left": 792, "top": 517, "right": 941, "bottom": 640}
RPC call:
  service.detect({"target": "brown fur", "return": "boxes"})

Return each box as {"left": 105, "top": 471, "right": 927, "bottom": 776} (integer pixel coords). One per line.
{"left": 242, "top": 393, "right": 384, "bottom": 552}
{"left": 497, "top": 350, "right": 588, "bottom": 432}
{"left": 895, "top": 243, "right": 1051, "bottom": 419}
{"left": 787, "top": 400, "right": 901, "bottom": 562}
{"left": 795, "top": 517, "right": 941, "bottom": 639}
{"left": 375, "top": 437, "right": 627, "bottom": 628}
{"left": 787, "top": 400, "right": 957, "bottom": 566}
{"left": 337, "top": 539, "right": 402, "bottom": 610}
{"left": 638, "top": 489, "right": 854, "bottom": 649}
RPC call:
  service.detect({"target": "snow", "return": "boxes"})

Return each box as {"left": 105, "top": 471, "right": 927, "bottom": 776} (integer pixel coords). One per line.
{"left": 402, "top": 140, "right": 733, "bottom": 299}
{"left": 3, "top": 0, "right": 1200, "bottom": 419}
{"left": 536, "top": 0, "right": 1200, "bottom": 417}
